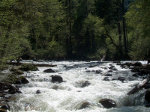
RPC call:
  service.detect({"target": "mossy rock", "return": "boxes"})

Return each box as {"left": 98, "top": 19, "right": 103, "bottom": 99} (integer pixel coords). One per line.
{"left": 2, "top": 74, "right": 29, "bottom": 84}
{"left": 10, "top": 67, "right": 23, "bottom": 75}
{"left": 19, "top": 64, "right": 38, "bottom": 71}
{"left": 0, "top": 64, "right": 8, "bottom": 71}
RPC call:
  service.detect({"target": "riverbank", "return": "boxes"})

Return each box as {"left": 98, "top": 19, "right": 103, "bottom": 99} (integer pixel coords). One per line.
{"left": 0, "top": 63, "right": 39, "bottom": 112}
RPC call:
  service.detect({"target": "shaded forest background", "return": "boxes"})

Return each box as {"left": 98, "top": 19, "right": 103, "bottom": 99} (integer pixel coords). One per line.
{"left": 0, "top": 0, "right": 150, "bottom": 65}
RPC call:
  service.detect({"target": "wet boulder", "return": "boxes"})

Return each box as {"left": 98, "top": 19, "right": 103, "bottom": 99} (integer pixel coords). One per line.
{"left": 0, "top": 82, "right": 20, "bottom": 94}
{"left": 3, "top": 74, "right": 29, "bottom": 84}
{"left": 95, "top": 70, "right": 102, "bottom": 74}
{"left": 105, "top": 73, "right": 112, "bottom": 76}
{"left": 36, "top": 90, "right": 41, "bottom": 94}
{"left": 133, "top": 62, "right": 142, "bottom": 67}
{"left": 148, "top": 59, "right": 150, "bottom": 64}
{"left": 118, "top": 77, "right": 126, "bottom": 82}
{"left": 8, "top": 85, "right": 21, "bottom": 94}
{"left": 0, "top": 102, "right": 10, "bottom": 112}
{"left": 44, "top": 69, "right": 55, "bottom": 73}
{"left": 51, "top": 75, "right": 63, "bottom": 83}
{"left": 145, "top": 90, "right": 150, "bottom": 104}
{"left": 10, "top": 67, "right": 23, "bottom": 75}
{"left": 99, "top": 99, "right": 117, "bottom": 108}
{"left": 144, "top": 83, "right": 150, "bottom": 89}
{"left": 14, "top": 76, "right": 29, "bottom": 84}
{"left": 107, "top": 70, "right": 113, "bottom": 73}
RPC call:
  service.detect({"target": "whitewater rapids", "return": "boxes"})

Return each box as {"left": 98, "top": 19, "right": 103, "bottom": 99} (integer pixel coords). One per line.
{"left": 9, "top": 61, "right": 150, "bottom": 112}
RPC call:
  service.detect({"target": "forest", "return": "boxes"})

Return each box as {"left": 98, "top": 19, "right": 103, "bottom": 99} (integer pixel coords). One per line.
{"left": 0, "top": 0, "right": 150, "bottom": 65}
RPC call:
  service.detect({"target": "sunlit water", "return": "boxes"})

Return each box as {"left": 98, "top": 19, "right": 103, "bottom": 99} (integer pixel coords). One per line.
{"left": 9, "top": 61, "right": 150, "bottom": 112}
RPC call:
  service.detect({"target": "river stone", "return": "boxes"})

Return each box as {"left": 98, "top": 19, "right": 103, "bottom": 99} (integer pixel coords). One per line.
{"left": 133, "top": 62, "right": 142, "bottom": 67}
{"left": 99, "top": 99, "right": 117, "bottom": 108}
{"left": 10, "top": 67, "right": 23, "bottom": 75}
{"left": 14, "top": 76, "right": 29, "bottom": 84}
{"left": 118, "top": 77, "right": 126, "bottom": 82}
{"left": 81, "top": 81, "right": 90, "bottom": 87}
{"left": 145, "top": 90, "right": 150, "bottom": 103}
{"left": 144, "top": 83, "right": 150, "bottom": 89}
{"left": 44, "top": 69, "right": 55, "bottom": 73}
{"left": 51, "top": 75, "right": 63, "bottom": 83}
{"left": 78, "top": 102, "right": 90, "bottom": 109}
{"left": 0, "top": 102, "right": 10, "bottom": 112}
{"left": 105, "top": 73, "right": 112, "bottom": 76}
{"left": 0, "top": 82, "right": 20, "bottom": 94}
{"left": 148, "top": 59, "right": 150, "bottom": 64}
{"left": 75, "top": 81, "right": 90, "bottom": 88}
{"left": 36, "top": 90, "right": 41, "bottom": 94}
{"left": 95, "top": 70, "right": 102, "bottom": 74}
{"left": 103, "top": 77, "right": 110, "bottom": 81}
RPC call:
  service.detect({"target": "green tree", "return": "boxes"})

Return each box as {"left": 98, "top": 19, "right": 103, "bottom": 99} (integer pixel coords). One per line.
{"left": 126, "top": 0, "right": 150, "bottom": 60}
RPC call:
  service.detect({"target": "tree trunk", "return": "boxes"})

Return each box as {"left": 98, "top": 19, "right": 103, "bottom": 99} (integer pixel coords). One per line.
{"left": 117, "top": 21, "right": 123, "bottom": 59}
{"left": 122, "top": 0, "right": 128, "bottom": 59}
{"left": 67, "top": 0, "right": 72, "bottom": 58}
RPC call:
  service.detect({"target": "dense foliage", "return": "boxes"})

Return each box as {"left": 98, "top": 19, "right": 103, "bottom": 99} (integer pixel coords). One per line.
{"left": 0, "top": 0, "right": 149, "bottom": 64}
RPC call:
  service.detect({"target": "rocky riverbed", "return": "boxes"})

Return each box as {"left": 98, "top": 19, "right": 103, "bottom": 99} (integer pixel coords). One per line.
{"left": 0, "top": 61, "right": 150, "bottom": 112}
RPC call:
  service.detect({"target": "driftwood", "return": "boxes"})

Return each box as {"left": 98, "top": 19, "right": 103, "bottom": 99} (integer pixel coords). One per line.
{"left": 33, "top": 64, "right": 57, "bottom": 67}
{"left": 128, "top": 78, "right": 149, "bottom": 95}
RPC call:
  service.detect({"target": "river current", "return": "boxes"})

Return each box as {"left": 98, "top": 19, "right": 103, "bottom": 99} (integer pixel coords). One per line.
{"left": 9, "top": 61, "right": 150, "bottom": 112}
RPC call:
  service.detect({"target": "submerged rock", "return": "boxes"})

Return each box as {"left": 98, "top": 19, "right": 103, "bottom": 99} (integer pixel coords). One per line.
{"left": 78, "top": 102, "right": 90, "bottom": 109}
{"left": 44, "top": 69, "right": 55, "bottom": 73}
{"left": 99, "top": 99, "right": 116, "bottom": 108}
{"left": 51, "top": 75, "right": 63, "bottom": 83}
{"left": 75, "top": 81, "right": 90, "bottom": 88}
{"left": 52, "top": 85, "right": 59, "bottom": 90}
{"left": 86, "top": 70, "right": 102, "bottom": 74}
{"left": 103, "top": 77, "right": 110, "bottom": 81}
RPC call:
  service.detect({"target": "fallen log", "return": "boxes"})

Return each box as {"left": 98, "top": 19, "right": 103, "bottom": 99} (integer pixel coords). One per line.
{"left": 128, "top": 78, "right": 149, "bottom": 95}
{"left": 33, "top": 64, "right": 57, "bottom": 67}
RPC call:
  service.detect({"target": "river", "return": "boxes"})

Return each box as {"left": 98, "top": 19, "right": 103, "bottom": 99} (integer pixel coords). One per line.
{"left": 9, "top": 61, "right": 150, "bottom": 112}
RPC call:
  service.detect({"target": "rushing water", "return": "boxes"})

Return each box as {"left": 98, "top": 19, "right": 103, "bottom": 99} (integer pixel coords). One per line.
{"left": 9, "top": 61, "right": 150, "bottom": 112}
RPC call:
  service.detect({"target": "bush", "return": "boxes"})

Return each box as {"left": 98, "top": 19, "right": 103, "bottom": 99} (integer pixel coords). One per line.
{"left": 46, "top": 40, "right": 66, "bottom": 59}
{"left": 3, "top": 37, "right": 32, "bottom": 61}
